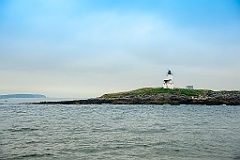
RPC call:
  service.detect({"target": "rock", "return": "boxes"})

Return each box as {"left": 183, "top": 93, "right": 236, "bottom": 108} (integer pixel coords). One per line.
{"left": 33, "top": 88, "right": 240, "bottom": 105}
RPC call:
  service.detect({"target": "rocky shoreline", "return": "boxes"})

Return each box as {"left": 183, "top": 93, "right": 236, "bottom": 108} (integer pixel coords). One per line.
{"left": 35, "top": 90, "right": 240, "bottom": 105}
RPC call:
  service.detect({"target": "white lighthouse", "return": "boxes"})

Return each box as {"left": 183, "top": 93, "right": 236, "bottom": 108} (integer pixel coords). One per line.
{"left": 163, "top": 70, "right": 174, "bottom": 89}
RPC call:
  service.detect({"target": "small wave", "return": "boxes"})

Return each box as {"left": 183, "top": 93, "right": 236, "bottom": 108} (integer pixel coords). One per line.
{"left": 25, "top": 140, "right": 42, "bottom": 144}
{"left": 6, "top": 127, "right": 39, "bottom": 132}
{"left": 234, "top": 155, "right": 240, "bottom": 160}
{"left": 132, "top": 128, "right": 169, "bottom": 134}
{"left": 14, "top": 153, "right": 54, "bottom": 159}
{"left": 15, "top": 111, "right": 27, "bottom": 114}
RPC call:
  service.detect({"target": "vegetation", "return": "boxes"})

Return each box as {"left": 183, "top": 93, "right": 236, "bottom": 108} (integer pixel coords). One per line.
{"left": 100, "top": 87, "right": 209, "bottom": 99}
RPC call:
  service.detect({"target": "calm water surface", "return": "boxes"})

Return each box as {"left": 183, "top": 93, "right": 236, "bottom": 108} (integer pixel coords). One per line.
{"left": 0, "top": 103, "right": 240, "bottom": 160}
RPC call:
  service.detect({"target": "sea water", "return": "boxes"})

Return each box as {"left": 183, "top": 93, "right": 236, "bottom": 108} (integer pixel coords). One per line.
{"left": 0, "top": 102, "right": 240, "bottom": 160}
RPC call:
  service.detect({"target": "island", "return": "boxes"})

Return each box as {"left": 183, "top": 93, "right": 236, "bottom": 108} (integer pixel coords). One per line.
{"left": 0, "top": 94, "right": 47, "bottom": 99}
{"left": 34, "top": 87, "right": 240, "bottom": 105}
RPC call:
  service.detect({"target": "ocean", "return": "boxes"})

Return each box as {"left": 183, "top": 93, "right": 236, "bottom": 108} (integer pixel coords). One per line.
{"left": 0, "top": 100, "right": 240, "bottom": 160}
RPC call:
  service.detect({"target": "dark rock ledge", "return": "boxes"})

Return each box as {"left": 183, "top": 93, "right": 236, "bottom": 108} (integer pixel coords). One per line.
{"left": 33, "top": 89, "right": 240, "bottom": 105}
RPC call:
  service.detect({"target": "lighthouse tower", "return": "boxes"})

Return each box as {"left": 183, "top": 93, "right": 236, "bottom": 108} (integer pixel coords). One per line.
{"left": 163, "top": 70, "right": 174, "bottom": 89}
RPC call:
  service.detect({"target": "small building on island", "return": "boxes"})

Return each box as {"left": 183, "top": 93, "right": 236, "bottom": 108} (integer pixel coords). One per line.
{"left": 186, "top": 85, "right": 194, "bottom": 90}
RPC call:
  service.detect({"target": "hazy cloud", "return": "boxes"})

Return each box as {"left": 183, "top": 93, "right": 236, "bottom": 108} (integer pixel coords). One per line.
{"left": 0, "top": 0, "right": 240, "bottom": 98}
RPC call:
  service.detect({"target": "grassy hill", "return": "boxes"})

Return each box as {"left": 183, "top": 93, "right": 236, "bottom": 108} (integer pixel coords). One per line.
{"left": 100, "top": 87, "right": 210, "bottom": 99}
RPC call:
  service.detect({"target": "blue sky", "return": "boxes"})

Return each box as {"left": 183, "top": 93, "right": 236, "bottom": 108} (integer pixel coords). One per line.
{"left": 0, "top": 0, "right": 240, "bottom": 98}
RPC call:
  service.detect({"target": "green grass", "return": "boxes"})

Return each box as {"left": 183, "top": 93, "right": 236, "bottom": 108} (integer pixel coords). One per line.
{"left": 100, "top": 87, "right": 209, "bottom": 98}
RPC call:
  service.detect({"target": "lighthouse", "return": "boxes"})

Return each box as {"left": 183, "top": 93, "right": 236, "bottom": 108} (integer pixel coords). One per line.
{"left": 163, "top": 70, "right": 174, "bottom": 89}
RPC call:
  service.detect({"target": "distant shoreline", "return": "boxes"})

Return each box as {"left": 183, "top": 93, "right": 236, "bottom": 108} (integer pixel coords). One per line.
{"left": 33, "top": 87, "right": 240, "bottom": 105}
{"left": 0, "top": 94, "right": 46, "bottom": 99}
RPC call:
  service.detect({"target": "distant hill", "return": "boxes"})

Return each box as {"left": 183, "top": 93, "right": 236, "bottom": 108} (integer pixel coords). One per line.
{"left": 0, "top": 94, "right": 47, "bottom": 99}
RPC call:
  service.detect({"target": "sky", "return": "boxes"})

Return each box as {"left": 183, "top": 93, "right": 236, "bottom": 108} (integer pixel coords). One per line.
{"left": 0, "top": 0, "right": 240, "bottom": 98}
